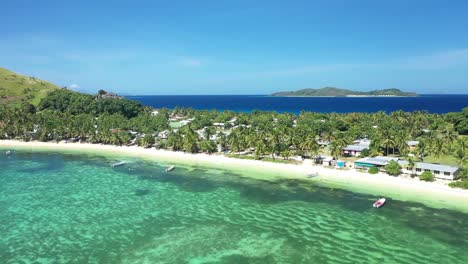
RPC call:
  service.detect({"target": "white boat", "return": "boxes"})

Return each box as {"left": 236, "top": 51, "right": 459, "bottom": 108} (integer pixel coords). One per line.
{"left": 307, "top": 172, "right": 319, "bottom": 178}
{"left": 165, "top": 165, "right": 175, "bottom": 172}
{"left": 373, "top": 198, "right": 386, "bottom": 208}
{"left": 5, "top": 150, "right": 12, "bottom": 155}
{"left": 111, "top": 161, "right": 126, "bottom": 167}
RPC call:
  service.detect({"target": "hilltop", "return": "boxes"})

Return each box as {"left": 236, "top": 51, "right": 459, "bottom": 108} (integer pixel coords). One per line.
{"left": 0, "top": 67, "right": 60, "bottom": 105}
{"left": 271, "top": 87, "right": 418, "bottom": 97}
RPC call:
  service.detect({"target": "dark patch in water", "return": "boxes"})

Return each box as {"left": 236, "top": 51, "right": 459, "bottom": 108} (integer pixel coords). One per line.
{"left": 141, "top": 168, "right": 220, "bottom": 193}
{"left": 135, "top": 189, "right": 150, "bottom": 196}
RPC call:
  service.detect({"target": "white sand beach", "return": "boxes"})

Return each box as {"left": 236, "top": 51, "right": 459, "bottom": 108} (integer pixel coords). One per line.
{"left": 2, "top": 140, "right": 468, "bottom": 212}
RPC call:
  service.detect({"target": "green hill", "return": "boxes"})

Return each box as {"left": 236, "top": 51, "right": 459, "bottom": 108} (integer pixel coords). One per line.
{"left": 271, "top": 87, "right": 418, "bottom": 97}
{"left": 0, "top": 67, "right": 60, "bottom": 106}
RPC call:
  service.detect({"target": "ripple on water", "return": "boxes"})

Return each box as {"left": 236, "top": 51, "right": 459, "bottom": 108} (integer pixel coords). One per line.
{"left": 1, "top": 151, "right": 468, "bottom": 263}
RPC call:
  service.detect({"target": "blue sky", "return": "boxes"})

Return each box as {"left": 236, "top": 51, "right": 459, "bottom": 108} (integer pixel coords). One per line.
{"left": 2, "top": 0, "right": 468, "bottom": 94}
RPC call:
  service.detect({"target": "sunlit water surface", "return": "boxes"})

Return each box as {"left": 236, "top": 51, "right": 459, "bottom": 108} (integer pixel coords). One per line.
{"left": 1, "top": 151, "right": 467, "bottom": 263}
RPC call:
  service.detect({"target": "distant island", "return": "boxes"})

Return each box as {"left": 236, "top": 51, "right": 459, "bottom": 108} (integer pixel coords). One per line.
{"left": 271, "top": 87, "right": 418, "bottom": 97}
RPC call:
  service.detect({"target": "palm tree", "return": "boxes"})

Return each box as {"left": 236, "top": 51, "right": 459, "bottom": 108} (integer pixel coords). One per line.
{"left": 407, "top": 157, "right": 416, "bottom": 176}
{"left": 430, "top": 137, "right": 446, "bottom": 159}
{"left": 438, "top": 124, "right": 458, "bottom": 151}
{"left": 452, "top": 138, "right": 467, "bottom": 166}
{"left": 254, "top": 140, "right": 266, "bottom": 159}
{"left": 300, "top": 135, "right": 319, "bottom": 158}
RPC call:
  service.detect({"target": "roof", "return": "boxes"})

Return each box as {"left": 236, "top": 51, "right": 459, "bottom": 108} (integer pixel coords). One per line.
{"left": 415, "top": 162, "right": 459, "bottom": 173}
{"left": 406, "top": 140, "right": 419, "bottom": 146}
{"left": 343, "top": 145, "right": 368, "bottom": 151}
{"left": 398, "top": 160, "right": 459, "bottom": 173}
{"left": 355, "top": 156, "right": 398, "bottom": 166}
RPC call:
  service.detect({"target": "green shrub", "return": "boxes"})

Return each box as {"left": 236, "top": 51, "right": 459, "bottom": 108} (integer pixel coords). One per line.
{"left": 359, "top": 148, "right": 370, "bottom": 157}
{"left": 419, "top": 171, "right": 435, "bottom": 182}
{"left": 368, "top": 167, "right": 379, "bottom": 174}
{"left": 385, "top": 161, "right": 401, "bottom": 176}
{"left": 449, "top": 180, "right": 468, "bottom": 189}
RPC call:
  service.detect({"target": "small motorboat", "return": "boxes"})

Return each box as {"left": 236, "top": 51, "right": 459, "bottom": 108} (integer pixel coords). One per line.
{"left": 307, "top": 172, "right": 319, "bottom": 178}
{"left": 5, "top": 150, "right": 12, "bottom": 155}
{"left": 373, "top": 198, "right": 386, "bottom": 208}
{"left": 165, "top": 165, "right": 175, "bottom": 172}
{"left": 111, "top": 161, "right": 126, "bottom": 167}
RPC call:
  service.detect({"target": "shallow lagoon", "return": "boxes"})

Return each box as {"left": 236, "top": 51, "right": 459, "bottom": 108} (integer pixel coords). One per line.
{"left": 1, "top": 150, "right": 468, "bottom": 263}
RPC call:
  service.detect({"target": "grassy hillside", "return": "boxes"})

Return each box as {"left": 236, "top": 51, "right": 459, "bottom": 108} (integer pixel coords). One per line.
{"left": 272, "top": 87, "right": 418, "bottom": 97}
{"left": 0, "top": 67, "right": 60, "bottom": 106}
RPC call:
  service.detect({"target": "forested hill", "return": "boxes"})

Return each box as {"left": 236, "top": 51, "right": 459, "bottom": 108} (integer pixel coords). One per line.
{"left": 0, "top": 67, "right": 60, "bottom": 105}
{"left": 271, "top": 87, "right": 418, "bottom": 97}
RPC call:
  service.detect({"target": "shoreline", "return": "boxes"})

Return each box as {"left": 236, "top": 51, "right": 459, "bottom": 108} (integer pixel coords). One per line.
{"left": 2, "top": 140, "right": 468, "bottom": 212}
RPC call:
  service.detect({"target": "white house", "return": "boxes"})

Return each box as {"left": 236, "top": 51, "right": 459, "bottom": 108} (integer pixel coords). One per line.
{"left": 399, "top": 161, "right": 460, "bottom": 180}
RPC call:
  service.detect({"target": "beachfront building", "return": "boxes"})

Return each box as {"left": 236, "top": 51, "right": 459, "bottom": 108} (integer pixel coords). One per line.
{"left": 355, "top": 156, "right": 461, "bottom": 180}
{"left": 354, "top": 156, "right": 399, "bottom": 169}
{"left": 343, "top": 139, "right": 371, "bottom": 157}
{"left": 398, "top": 161, "right": 461, "bottom": 180}
{"left": 314, "top": 155, "right": 334, "bottom": 166}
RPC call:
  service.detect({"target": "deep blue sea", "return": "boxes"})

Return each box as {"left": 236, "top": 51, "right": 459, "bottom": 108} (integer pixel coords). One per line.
{"left": 127, "top": 95, "right": 468, "bottom": 114}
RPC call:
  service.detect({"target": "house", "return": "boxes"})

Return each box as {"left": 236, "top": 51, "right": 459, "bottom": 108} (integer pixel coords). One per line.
{"left": 354, "top": 156, "right": 399, "bottom": 169}
{"left": 158, "top": 130, "right": 169, "bottom": 139}
{"left": 213, "top": 122, "right": 225, "bottom": 127}
{"left": 406, "top": 140, "right": 419, "bottom": 148}
{"left": 180, "top": 120, "right": 192, "bottom": 126}
{"left": 314, "top": 155, "right": 334, "bottom": 166}
{"left": 343, "top": 139, "right": 371, "bottom": 157}
{"left": 399, "top": 161, "right": 460, "bottom": 180}
{"left": 317, "top": 140, "right": 330, "bottom": 147}
{"left": 406, "top": 140, "right": 419, "bottom": 152}
{"left": 151, "top": 110, "right": 159, "bottom": 116}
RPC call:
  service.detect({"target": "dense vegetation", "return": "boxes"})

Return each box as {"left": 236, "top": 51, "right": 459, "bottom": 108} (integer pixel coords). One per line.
{"left": 272, "top": 87, "right": 418, "bottom": 97}
{"left": 0, "top": 67, "right": 59, "bottom": 106}
{"left": 1, "top": 89, "right": 467, "bottom": 187}
{"left": 39, "top": 89, "right": 144, "bottom": 118}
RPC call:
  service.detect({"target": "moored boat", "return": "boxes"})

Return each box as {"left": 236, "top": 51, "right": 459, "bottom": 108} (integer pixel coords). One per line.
{"left": 165, "top": 165, "right": 175, "bottom": 172}
{"left": 111, "top": 161, "right": 126, "bottom": 167}
{"left": 5, "top": 150, "right": 12, "bottom": 155}
{"left": 373, "top": 198, "right": 386, "bottom": 208}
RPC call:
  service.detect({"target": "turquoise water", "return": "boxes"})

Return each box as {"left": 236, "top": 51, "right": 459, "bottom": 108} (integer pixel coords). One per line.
{"left": 1, "top": 150, "right": 468, "bottom": 263}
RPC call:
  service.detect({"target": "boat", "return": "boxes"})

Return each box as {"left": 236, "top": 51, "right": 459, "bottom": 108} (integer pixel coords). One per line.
{"left": 373, "top": 198, "right": 386, "bottom": 208}
{"left": 307, "top": 172, "right": 319, "bottom": 178}
{"left": 5, "top": 150, "right": 12, "bottom": 155}
{"left": 165, "top": 165, "right": 175, "bottom": 172}
{"left": 111, "top": 161, "right": 126, "bottom": 167}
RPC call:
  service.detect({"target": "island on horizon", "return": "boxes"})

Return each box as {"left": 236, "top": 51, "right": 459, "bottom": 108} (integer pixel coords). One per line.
{"left": 271, "top": 87, "right": 419, "bottom": 97}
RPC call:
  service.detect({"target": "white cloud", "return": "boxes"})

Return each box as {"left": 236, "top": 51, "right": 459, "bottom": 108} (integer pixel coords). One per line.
{"left": 69, "top": 84, "right": 80, "bottom": 89}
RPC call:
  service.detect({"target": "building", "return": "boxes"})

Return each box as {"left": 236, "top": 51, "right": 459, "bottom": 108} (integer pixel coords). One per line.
{"left": 314, "top": 155, "right": 334, "bottom": 166}
{"left": 343, "top": 139, "right": 371, "bottom": 157}
{"left": 354, "top": 156, "right": 399, "bottom": 169}
{"left": 317, "top": 140, "right": 330, "bottom": 147}
{"left": 406, "top": 140, "right": 419, "bottom": 147}
{"left": 398, "top": 161, "right": 460, "bottom": 180}
{"left": 355, "top": 156, "right": 461, "bottom": 180}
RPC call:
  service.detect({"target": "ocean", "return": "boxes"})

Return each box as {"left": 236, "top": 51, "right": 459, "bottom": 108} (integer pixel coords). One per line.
{"left": 1, "top": 150, "right": 468, "bottom": 263}
{"left": 126, "top": 94, "right": 468, "bottom": 113}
